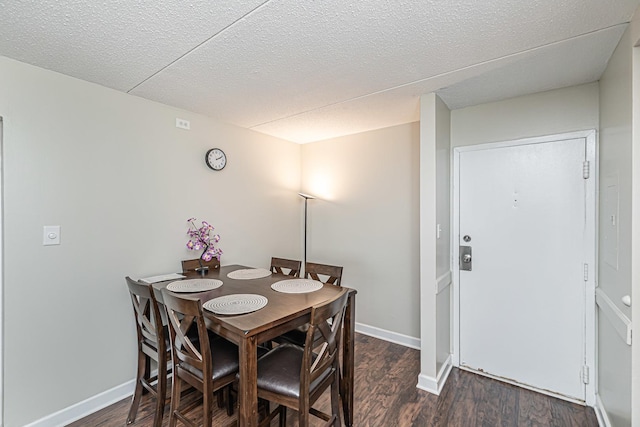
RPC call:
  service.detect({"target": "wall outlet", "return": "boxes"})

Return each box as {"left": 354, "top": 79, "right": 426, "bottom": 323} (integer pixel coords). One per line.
{"left": 176, "top": 118, "right": 190, "bottom": 130}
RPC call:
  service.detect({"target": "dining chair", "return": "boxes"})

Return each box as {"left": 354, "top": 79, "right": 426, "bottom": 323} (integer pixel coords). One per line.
{"left": 125, "top": 276, "right": 171, "bottom": 427}
{"left": 256, "top": 287, "right": 349, "bottom": 427}
{"left": 276, "top": 262, "right": 344, "bottom": 347}
{"left": 304, "top": 262, "right": 343, "bottom": 287}
{"left": 161, "top": 290, "right": 240, "bottom": 426}
{"left": 181, "top": 257, "right": 221, "bottom": 274}
{"left": 270, "top": 257, "right": 302, "bottom": 277}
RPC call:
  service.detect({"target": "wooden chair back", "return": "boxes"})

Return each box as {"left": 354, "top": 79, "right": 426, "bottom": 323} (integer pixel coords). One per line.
{"left": 127, "top": 277, "right": 165, "bottom": 359}
{"left": 125, "top": 276, "right": 169, "bottom": 427}
{"left": 181, "top": 257, "right": 220, "bottom": 273}
{"left": 257, "top": 287, "right": 349, "bottom": 426}
{"left": 291, "top": 287, "right": 349, "bottom": 426}
{"left": 305, "top": 262, "right": 343, "bottom": 287}
{"left": 270, "top": 257, "right": 302, "bottom": 277}
{"left": 161, "top": 289, "right": 239, "bottom": 426}
{"left": 303, "top": 287, "right": 349, "bottom": 392}
{"left": 162, "top": 291, "right": 212, "bottom": 394}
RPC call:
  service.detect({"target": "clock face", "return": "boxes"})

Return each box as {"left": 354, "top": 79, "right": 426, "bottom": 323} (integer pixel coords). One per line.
{"left": 205, "top": 148, "right": 226, "bottom": 171}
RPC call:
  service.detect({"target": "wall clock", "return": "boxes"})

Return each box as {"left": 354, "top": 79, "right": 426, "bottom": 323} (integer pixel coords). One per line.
{"left": 205, "top": 148, "right": 227, "bottom": 171}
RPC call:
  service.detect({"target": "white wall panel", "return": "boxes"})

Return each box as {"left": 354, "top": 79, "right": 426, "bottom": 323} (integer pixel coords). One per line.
{"left": 0, "top": 56, "right": 301, "bottom": 427}
{"left": 301, "top": 123, "right": 420, "bottom": 338}
{"left": 598, "top": 24, "right": 633, "bottom": 426}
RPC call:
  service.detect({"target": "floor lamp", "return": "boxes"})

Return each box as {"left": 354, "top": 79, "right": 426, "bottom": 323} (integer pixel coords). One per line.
{"left": 299, "top": 192, "right": 315, "bottom": 276}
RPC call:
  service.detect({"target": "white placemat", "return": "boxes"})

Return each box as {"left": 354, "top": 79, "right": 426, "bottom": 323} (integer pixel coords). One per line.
{"left": 140, "top": 273, "right": 186, "bottom": 284}
{"left": 226, "top": 268, "right": 272, "bottom": 280}
{"left": 271, "top": 278, "right": 323, "bottom": 294}
{"left": 203, "top": 294, "right": 268, "bottom": 315}
{"left": 166, "top": 279, "right": 223, "bottom": 293}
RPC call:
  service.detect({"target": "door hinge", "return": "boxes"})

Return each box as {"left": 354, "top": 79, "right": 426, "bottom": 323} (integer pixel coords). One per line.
{"left": 583, "top": 161, "right": 590, "bottom": 179}
{"left": 581, "top": 365, "right": 590, "bottom": 384}
{"left": 583, "top": 263, "right": 589, "bottom": 281}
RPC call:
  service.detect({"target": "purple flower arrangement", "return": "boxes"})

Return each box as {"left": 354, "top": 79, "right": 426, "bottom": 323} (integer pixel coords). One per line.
{"left": 186, "top": 218, "right": 222, "bottom": 262}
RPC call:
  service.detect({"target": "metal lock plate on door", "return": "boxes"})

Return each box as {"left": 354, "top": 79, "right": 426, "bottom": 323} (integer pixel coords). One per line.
{"left": 460, "top": 245, "right": 472, "bottom": 271}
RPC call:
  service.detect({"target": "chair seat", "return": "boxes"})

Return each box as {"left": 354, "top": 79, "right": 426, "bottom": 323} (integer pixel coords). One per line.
{"left": 181, "top": 335, "right": 240, "bottom": 380}
{"left": 256, "top": 344, "right": 332, "bottom": 399}
{"left": 276, "top": 326, "right": 308, "bottom": 347}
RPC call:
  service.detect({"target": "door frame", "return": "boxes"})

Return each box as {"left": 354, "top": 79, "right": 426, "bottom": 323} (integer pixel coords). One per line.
{"left": 0, "top": 117, "right": 4, "bottom": 425}
{"left": 451, "top": 130, "right": 597, "bottom": 406}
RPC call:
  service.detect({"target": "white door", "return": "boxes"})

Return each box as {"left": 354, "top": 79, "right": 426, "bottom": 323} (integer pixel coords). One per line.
{"left": 457, "top": 134, "right": 595, "bottom": 402}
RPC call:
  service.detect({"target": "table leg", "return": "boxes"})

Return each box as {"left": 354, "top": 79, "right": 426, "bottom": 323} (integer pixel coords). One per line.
{"left": 238, "top": 335, "right": 259, "bottom": 427}
{"left": 341, "top": 292, "right": 356, "bottom": 427}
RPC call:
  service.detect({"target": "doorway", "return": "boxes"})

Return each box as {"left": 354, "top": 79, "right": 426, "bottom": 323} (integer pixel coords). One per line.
{"left": 452, "top": 130, "right": 596, "bottom": 405}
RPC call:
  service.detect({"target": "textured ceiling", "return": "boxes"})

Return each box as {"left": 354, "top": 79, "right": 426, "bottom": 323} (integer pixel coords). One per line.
{"left": 0, "top": 0, "right": 638, "bottom": 143}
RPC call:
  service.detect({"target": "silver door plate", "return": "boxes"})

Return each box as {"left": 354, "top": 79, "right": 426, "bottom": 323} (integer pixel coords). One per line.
{"left": 460, "top": 246, "right": 472, "bottom": 271}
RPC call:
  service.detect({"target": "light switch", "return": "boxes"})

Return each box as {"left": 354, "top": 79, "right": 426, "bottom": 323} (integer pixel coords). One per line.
{"left": 43, "top": 225, "right": 60, "bottom": 245}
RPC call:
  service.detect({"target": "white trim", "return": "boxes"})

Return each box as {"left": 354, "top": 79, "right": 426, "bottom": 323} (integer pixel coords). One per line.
{"left": 452, "top": 130, "right": 597, "bottom": 153}
{"left": 584, "top": 130, "right": 598, "bottom": 408}
{"left": 594, "top": 394, "right": 613, "bottom": 427}
{"left": 436, "top": 271, "right": 452, "bottom": 294}
{"left": 595, "top": 288, "right": 632, "bottom": 345}
{"left": 355, "top": 322, "right": 420, "bottom": 350}
{"left": 452, "top": 144, "right": 461, "bottom": 367}
{"left": 23, "top": 380, "right": 135, "bottom": 427}
{"left": 452, "top": 130, "right": 597, "bottom": 405}
{"left": 416, "top": 354, "right": 453, "bottom": 395}
{"left": 0, "top": 117, "right": 4, "bottom": 427}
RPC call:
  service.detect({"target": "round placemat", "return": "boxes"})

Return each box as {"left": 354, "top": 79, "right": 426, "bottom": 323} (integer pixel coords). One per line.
{"left": 226, "top": 268, "right": 272, "bottom": 280}
{"left": 166, "top": 279, "right": 223, "bottom": 293}
{"left": 203, "top": 294, "right": 268, "bottom": 315}
{"left": 271, "top": 278, "right": 323, "bottom": 294}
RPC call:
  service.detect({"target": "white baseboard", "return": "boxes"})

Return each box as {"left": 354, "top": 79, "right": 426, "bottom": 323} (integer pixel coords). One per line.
{"left": 355, "top": 322, "right": 420, "bottom": 350}
{"left": 416, "top": 354, "right": 453, "bottom": 396}
{"left": 594, "top": 394, "right": 612, "bottom": 427}
{"left": 23, "top": 379, "right": 135, "bottom": 427}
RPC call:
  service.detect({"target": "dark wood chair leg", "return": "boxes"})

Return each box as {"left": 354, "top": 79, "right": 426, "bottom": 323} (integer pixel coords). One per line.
{"left": 217, "top": 389, "right": 224, "bottom": 409}
{"left": 330, "top": 369, "right": 341, "bottom": 427}
{"left": 126, "top": 352, "right": 146, "bottom": 424}
{"left": 225, "top": 385, "right": 235, "bottom": 416}
{"left": 279, "top": 406, "right": 286, "bottom": 427}
{"left": 168, "top": 374, "right": 182, "bottom": 427}
{"left": 153, "top": 362, "right": 167, "bottom": 427}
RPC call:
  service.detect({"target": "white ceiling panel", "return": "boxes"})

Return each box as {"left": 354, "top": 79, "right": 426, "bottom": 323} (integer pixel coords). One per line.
{"left": 1, "top": 0, "right": 638, "bottom": 142}
{"left": 252, "top": 25, "right": 627, "bottom": 143}
{"left": 437, "top": 24, "right": 628, "bottom": 110}
{"left": 0, "top": 0, "right": 269, "bottom": 91}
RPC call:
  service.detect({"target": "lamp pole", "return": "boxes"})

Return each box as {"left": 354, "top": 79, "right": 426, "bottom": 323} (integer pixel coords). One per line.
{"left": 298, "top": 193, "right": 315, "bottom": 275}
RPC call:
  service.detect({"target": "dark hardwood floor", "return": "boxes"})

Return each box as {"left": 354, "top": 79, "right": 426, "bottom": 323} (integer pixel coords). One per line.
{"left": 69, "top": 334, "right": 598, "bottom": 426}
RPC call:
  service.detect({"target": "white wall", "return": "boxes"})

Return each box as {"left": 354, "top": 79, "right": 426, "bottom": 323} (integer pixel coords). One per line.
{"left": 418, "top": 93, "right": 452, "bottom": 394}
{"left": 630, "top": 11, "right": 640, "bottom": 427}
{"left": 434, "top": 96, "right": 451, "bottom": 375}
{"left": 451, "top": 83, "right": 599, "bottom": 148}
{"left": 300, "top": 123, "right": 420, "bottom": 339}
{"left": 0, "top": 56, "right": 301, "bottom": 427}
{"left": 598, "top": 24, "right": 633, "bottom": 426}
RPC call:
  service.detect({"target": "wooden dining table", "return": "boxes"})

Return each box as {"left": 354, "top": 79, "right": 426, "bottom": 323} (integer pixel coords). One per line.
{"left": 152, "top": 264, "right": 357, "bottom": 427}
